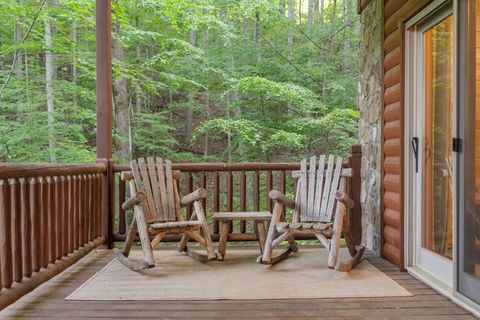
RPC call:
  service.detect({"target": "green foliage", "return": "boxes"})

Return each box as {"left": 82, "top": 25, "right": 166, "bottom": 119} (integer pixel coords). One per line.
{"left": 0, "top": 0, "right": 359, "bottom": 164}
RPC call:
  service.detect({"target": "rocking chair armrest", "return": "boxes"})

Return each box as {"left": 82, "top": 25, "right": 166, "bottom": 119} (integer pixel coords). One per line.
{"left": 122, "top": 192, "right": 146, "bottom": 210}
{"left": 269, "top": 190, "right": 295, "bottom": 209}
{"left": 180, "top": 188, "right": 207, "bottom": 207}
{"left": 335, "top": 190, "right": 354, "bottom": 209}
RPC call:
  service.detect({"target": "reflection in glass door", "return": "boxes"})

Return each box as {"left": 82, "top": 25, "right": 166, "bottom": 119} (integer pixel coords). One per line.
{"left": 422, "top": 15, "right": 454, "bottom": 260}
{"left": 413, "top": 8, "right": 454, "bottom": 285}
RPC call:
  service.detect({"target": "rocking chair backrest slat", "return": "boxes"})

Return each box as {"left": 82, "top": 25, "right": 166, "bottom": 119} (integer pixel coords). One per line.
{"left": 307, "top": 156, "right": 316, "bottom": 221}
{"left": 156, "top": 158, "right": 169, "bottom": 218}
{"left": 147, "top": 157, "right": 163, "bottom": 217}
{"left": 138, "top": 158, "right": 158, "bottom": 221}
{"left": 165, "top": 159, "right": 176, "bottom": 221}
{"left": 130, "top": 157, "right": 178, "bottom": 223}
{"left": 299, "top": 159, "right": 308, "bottom": 221}
{"left": 320, "top": 155, "right": 335, "bottom": 219}
{"left": 293, "top": 155, "right": 344, "bottom": 223}
{"left": 313, "top": 155, "right": 326, "bottom": 220}
{"left": 325, "top": 157, "right": 344, "bottom": 221}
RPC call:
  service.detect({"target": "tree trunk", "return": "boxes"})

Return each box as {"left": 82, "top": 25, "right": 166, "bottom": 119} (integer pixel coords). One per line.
{"left": 255, "top": 11, "right": 261, "bottom": 63}
{"left": 72, "top": 17, "right": 77, "bottom": 107}
{"left": 203, "top": 10, "right": 210, "bottom": 157}
{"left": 320, "top": 0, "right": 325, "bottom": 25}
{"left": 185, "top": 19, "right": 197, "bottom": 143}
{"left": 135, "top": 0, "right": 143, "bottom": 118}
{"left": 44, "top": 1, "right": 56, "bottom": 163}
{"left": 287, "top": 0, "right": 295, "bottom": 56}
{"left": 321, "top": 0, "right": 337, "bottom": 102}
{"left": 112, "top": 24, "right": 132, "bottom": 162}
{"left": 298, "top": 0, "right": 302, "bottom": 24}
{"left": 307, "top": 0, "right": 314, "bottom": 27}
{"left": 14, "top": 20, "right": 23, "bottom": 116}
{"left": 221, "top": 7, "right": 233, "bottom": 161}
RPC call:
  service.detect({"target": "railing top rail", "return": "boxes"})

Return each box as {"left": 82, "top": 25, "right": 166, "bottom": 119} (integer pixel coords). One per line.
{"left": 114, "top": 160, "right": 349, "bottom": 173}
{"left": 0, "top": 163, "right": 107, "bottom": 179}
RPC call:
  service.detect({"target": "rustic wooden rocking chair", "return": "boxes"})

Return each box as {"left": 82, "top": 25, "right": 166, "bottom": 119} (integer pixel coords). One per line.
{"left": 114, "top": 157, "right": 216, "bottom": 271}
{"left": 261, "top": 155, "right": 365, "bottom": 271}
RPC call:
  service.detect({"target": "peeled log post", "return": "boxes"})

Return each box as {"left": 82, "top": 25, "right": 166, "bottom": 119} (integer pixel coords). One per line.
{"left": 185, "top": 173, "right": 193, "bottom": 220}
{"left": 213, "top": 172, "right": 220, "bottom": 234}
{"left": 227, "top": 172, "right": 233, "bottom": 231}
{"left": 39, "top": 177, "right": 49, "bottom": 268}
{"left": 0, "top": 180, "right": 13, "bottom": 289}
{"left": 46, "top": 177, "right": 55, "bottom": 264}
{"left": 30, "top": 178, "right": 41, "bottom": 272}
{"left": 20, "top": 179, "right": 32, "bottom": 278}
{"left": 118, "top": 179, "right": 126, "bottom": 234}
{"left": 11, "top": 179, "right": 23, "bottom": 283}
{"left": 253, "top": 171, "right": 259, "bottom": 232}
{"left": 239, "top": 171, "right": 246, "bottom": 233}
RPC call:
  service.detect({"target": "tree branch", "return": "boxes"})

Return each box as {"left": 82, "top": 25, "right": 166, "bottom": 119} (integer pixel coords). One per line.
{"left": 260, "top": 34, "right": 323, "bottom": 87}
{"left": 0, "top": 0, "right": 48, "bottom": 96}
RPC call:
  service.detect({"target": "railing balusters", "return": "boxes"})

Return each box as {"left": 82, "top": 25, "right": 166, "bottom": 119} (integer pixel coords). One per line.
{"left": 0, "top": 163, "right": 107, "bottom": 310}
{"left": 213, "top": 172, "right": 220, "bottom": 233}
{"left": 20, "top": 179, "right": 31, "bottom": 278}
{"left": 186, "top": 172, "right": 193, "bottom": 220}
{"left": 39, "top": 177, "right": 48, "bottom": 268}
{"left": 11, "top": 179, "right": 22, "bottom": 283}
{"left": 279, "top": 171, "right": 286, "bottom": 222}
{"left": 83, "top": 174, "right": 88, "bottom": 246}
{"left": 266, "top": 171, "right": 273, "bottom": 213}
{"left": 226, "top": 171, "right": 233, "bottom": 231}
{"left": 239, "top": 171, "right": 246, "bottom": 233}
{"left": 30, "top": 178, "right": 41, "bottom": 272}
{"left": 73, "top": 175, "right": 79, "bottom": 250}
{"left": 118, "top": 178, "right": 126, "bottom": 234}
{"left": 47, "top": 177, "right": 55, "bottom": 264}
{"left": 200, "top": 172, "right": 207, "bottom": 214}
{"left": 0, "top": 179, "right": 12, "bottom": 289}
{"left": 88, "top": 174, "right": 93, "bottom": 241}
{"left": 253, "top": 171, "right": 260, "bottom": 233}
{"left": 61, "top": 176, "right": 68, "bottom": 258}
{"left": 55, "top": 177, "right": 62, "bottom": 260}
{"left": 67, "top": 176, "right": 73, "bottom": 253}
{"left": 97, "top": 173, "right": 102, "bottom": 237}
{"left": 110, "top": 146, "right": 363, "bottom": 243}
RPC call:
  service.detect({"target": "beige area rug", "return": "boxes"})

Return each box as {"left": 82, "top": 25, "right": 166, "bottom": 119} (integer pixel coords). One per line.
{"left": 66, "top": 248, "right": 411, "bottom": 301}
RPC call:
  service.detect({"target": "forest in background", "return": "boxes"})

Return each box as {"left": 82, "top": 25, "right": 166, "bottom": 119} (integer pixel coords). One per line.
{"left": 0, "top": 0, "right": 360, "bottom": 164}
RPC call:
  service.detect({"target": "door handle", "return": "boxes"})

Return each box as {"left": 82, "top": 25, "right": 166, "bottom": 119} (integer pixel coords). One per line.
{"left": 411, "top": 137, "right": 419, "bottom": 173}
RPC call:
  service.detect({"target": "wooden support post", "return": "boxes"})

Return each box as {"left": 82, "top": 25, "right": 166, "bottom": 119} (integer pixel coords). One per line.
{"left": 348, "top": 144, "right": 362, "bottom": 245}
{"left": 96, "top": 0, "right": 113, "bottom": 248}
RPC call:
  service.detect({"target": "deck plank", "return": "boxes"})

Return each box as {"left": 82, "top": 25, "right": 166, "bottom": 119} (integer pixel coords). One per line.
{"left": 0, "top": 249, "right": 476, "bottom": 319}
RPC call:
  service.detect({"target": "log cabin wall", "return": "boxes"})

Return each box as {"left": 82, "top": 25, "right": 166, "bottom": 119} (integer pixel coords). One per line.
{"left": 358, "top": 0, "right": 435, "bottom": 268}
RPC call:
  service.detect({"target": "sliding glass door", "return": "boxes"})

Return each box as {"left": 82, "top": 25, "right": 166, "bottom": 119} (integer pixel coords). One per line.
{"left": 458, "top": 0, "right": 480, "bottom": 305}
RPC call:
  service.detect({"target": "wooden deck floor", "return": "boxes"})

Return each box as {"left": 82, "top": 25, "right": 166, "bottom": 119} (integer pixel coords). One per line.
{"left": 0, "top": 248, "right": 477, "bottom": 320}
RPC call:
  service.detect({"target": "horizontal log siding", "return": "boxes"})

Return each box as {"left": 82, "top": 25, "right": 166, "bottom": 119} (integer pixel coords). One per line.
{"left": 381, "top": 0, "right": 434, "bottom": 267}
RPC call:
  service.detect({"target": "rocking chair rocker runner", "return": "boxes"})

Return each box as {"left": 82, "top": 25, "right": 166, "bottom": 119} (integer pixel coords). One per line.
{"left": 261, "top": 155, "right": 365, "bottom": 271}
{"left": 114, "top": 157, "right": 216, "bottom": 271}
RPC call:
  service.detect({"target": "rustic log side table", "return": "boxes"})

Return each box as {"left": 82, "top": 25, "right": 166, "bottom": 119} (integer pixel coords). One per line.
{"left": 213, "top": 211, "right": 272, "bottom": 261}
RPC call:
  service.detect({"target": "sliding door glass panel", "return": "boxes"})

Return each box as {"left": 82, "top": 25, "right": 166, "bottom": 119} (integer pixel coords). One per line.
{"left": 422, "top": 15, "right": 454, "bottom": 259}
{"left": 458, "top": 0, "right": 480, "bottom": 304}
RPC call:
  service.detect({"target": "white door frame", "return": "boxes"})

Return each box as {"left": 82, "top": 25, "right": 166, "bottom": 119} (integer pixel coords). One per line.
{"left": 404, "top": 0, "right": 455, "bottom": 290}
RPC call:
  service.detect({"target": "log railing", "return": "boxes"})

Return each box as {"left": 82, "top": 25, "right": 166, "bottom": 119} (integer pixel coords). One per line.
{"left": 0, "top": 145, "right": 361, "bottom": 310}
{"left": 0, "top": 163, "right": 107, "bottom": 309}
{"left": 112, "top": 145, "right": 362, "bottom": 244}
